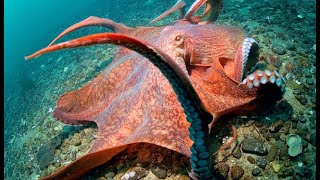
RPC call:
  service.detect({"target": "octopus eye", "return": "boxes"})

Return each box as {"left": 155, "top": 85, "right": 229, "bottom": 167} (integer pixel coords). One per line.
{"left": 175, "top": 35, "right": 182, "bottom": 41}
{"left": 174, "top": 35, "right": 184, "bottom": 46}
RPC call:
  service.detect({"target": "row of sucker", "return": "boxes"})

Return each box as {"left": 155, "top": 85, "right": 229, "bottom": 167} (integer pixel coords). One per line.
{"left": 241, "top": 37, "right": 256, "bottom": 78}
{"left": 241, "top": 69, "right": 286, "bottom": 95}
{"left": 149, "top": 56, "right": 212, "bottom": 179}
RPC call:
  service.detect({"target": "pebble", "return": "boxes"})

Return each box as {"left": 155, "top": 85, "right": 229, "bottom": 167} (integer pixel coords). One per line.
{"left": 71, "top": 134, "right": 82, "bottom": 146}
{"left": 247, "top": 156, "right": 255, "bottom": 164}
{"left": 272, "top": 44, "right": 287, "bottom": 55}
{"left": 267, "top": 144, "right": 278, "bottom": 162}
{"left": 241, "top": 137, "right": 268, "bottom": 155}
{"left": 306, "top": 78, "right": 314, "bottom": 85}
{"left": 256, "top": 157, "right": 267, "bottom": 169}
{"left": 116, "top": 162, "right": 124, "bottom": 171}
{"left": 299, "top": 115, "right": 307, "bottom": 123}
{"left": 121, "top": 167, "right": 147, "bottom": 180}
{"left": 279, "top": 133, "right": 287, "bottom": 142}
{"left": 270, "top": 161, "right": 282, "bottom": 173}
{"left": 232, "top": 145, "right": 242, "bottom": 159}
{"left": 278, "top": 167, "right": 294, "bottom": 178}
{"left": 310, "top": 131, "right": 316, "bottom": 146}
{"left": 286, "top": 42, "right": 296, "bottom": 51}
{"left": 269, "top": 120, "right": 283, "bottom": 132}
{"left": 216, "top": 163, "right": 229, "bottom": 178}
{"left": 296, "top": 95, "right": 307, "bottom": 105}
{"left": 278, "top": 142, "right": 289, "bottom": 160}
{"left": 230, "top": 165, "right": 244, "bottom": 180}
{"left": 151, "top": 166, "right": 167, "bottom": 179}
{"left": 252, "top": 168, "right": 262, "bottom": 176}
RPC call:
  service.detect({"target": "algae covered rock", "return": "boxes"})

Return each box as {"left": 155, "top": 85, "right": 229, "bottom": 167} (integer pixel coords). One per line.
{"left": 286, "top": 134, "right": 303, "bottom": 157}
{"left": 241, "top": 137, "right": 268, "bottom": 155}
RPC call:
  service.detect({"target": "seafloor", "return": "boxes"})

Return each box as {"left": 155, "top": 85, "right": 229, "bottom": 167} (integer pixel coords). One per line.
{"left": 4, "top": 0, "right": 316, "bottom": 179}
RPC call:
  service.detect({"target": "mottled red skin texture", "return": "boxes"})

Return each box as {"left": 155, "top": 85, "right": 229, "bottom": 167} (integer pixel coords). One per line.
{"left": 30, "top": 21, "right": 261, "bottom": 179}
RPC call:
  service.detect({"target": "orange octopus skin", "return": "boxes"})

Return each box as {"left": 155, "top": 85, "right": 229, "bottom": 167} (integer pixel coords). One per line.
{"left": 25, "top": 6, "right": 284, "bottom": 179}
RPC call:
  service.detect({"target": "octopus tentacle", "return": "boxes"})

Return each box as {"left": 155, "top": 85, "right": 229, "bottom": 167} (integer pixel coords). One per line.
{"left": 241, "top": 70, "right": 286, "bottom": 93}
{"left": 184, "top": 0, "right": 207, "bottom": 20}
{"left": 149, "top": 0, "right": 186, "bottom": 24}
{"left": 47, "top": 16, "right": 131, "bottom": 47}
{"left": 25, "top": 33, "right": 213, "bottom": 179}
{"left": 184, "top": 0, "right": 224, "bottom": 24}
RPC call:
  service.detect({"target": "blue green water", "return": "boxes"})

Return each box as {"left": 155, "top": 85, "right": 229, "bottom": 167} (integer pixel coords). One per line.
{"left": 4, "top": 0, "right": 316, "bottom": 179}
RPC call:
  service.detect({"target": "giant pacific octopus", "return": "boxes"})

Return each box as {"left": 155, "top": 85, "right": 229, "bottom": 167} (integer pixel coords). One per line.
{"left": 25, "top": 0, "right": 285, "bottom": 179}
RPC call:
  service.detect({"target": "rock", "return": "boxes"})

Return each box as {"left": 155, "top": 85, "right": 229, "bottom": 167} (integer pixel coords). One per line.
{"left": 286, "top": 42, "right": 296, "bottom": 51}
{"left": 272, "top": 44, "right": 287, "bottom": 55}
{"left": 230, "top": 165, "right": 244, "bottom": 180}
{"left": 280, "top": 133, "right": 287, "bottom": 142}
{"left": 310, "top": 131, "right": 316, "bottom": 146}
{"left": 267, "top": 144, "right": 278, "bottom": 162}
{"left": 306, "top": 78, "right": 314, "bottom": 85}
{"left": 278, "top": 142, "right": 289, "bottom": 160}
{"left": 70, "top": 133, "right": 81, "bottom": 146}
{"left": 105, "top": 171, "right": 115, "bottom": 178}
{"left": 247, "top": 156, "right": 255, "bottom": 164}
{"left": 269, "top": 120, "right": 283, "bottom": 132}
{"left": 296, "top": 94, "right": 307, "bottom": 105}
{"left": 151, "top": 166, "right": 167, "bottom": 179}
{"left": 241, "top": 137, "right": 268, "bottom": 155}
{"left": 232, "top": 145, "right": 242, "bottom": 159}
{"left": 256, "top": 157, "right": 267, "bottom": 169}
{"left": 278, "top": 167, "right": 295, "bottom": 178}
{"left": 37, "top": 143, "right": 56, "bottom": 170}
{"left": 121, "top": 167, "right": 147, "bottom": 180}
{"left": 286, "top": 134, "right": 303, "bottom": 157}
{"left": 252, "top": 168, "right": 262, "bottom": 176}
{"left": 116, "top": 162, "right": 125, "bottom": 171}
{"left": 216, "top": 163, "right": 229, "bottom": 178}
{"left": 270, "top": 161, "right": 281, "bottom": 173}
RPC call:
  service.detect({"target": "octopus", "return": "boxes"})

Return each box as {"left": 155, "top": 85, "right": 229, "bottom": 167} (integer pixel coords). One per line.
{"left": 25, "top": 0, "right": 285, "bottom": 179}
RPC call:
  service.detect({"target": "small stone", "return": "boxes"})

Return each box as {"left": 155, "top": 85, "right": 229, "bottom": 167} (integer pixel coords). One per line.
{"left": 230, "top": 165, "right": 244, "bottom": 180}
{"left": 68, "top": 133, "right": 81, "bottom": 146}
{"left": 241, "top": 137, "right": 268, "bottom": 155}
{"left": 252, "top": 168, "right": 262, "bottom": 176}
{"left": 278, "top": 167, "right": 294, "bottom": 178}
{"left": 232, "top": 145, "right": 242, "bottom": 159}
{"left": 247, "top": 156, "right": 255, "bottom": 164}
{"left": 296, "top": 95, "right": 307, "bottom": 105}
{"left": 306, "top": 78, "right": 314, "bottom": 85}
{"left": 121, "top": 167, "right": 147, "bottom": 180}
{"left": 269, "top": 120, "right": 283, "bottom": 132}
{"left": 270, "top": 161, "right": 281, "bottom": 173}
{"left": 272, "top": 44, "right": 287, "bottom": 55}
{"left": 278, "top": 142, "right": 289, "bottom": 160}
{"left": 256, "top": 157, "right": 267, "bottom": 169}
{"left": 280, "top": 133, "right": 287, "bottom": 142}
{"left": 267, "top": 144, "right": 278, "bottom": 162}
{"left": 310, "top": 131, "right": 316, "bottom": 146}
{"left": 105, "top": 171, "right": 115, "bottom": 178}
{"left": 286, "top": 42, "right": 296, "bottom": 51}
{"left": 116, "top": 162, "right": 124, "bottom": 171}
{"left": 151, "top": 166, "right": 167, "bottom": 179}
{"left": 70, "top": 150, "right": 77, "bottom": 161}
{"left": 282, "top": 121, "right": 291, "bottom": 134}
{"left": 216, "top": 163, "right": 229, "bottom": 178}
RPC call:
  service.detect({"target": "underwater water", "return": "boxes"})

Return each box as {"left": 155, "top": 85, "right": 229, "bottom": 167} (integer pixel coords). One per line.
{"left": 4, "top": 0, "right": 316, "bottom": 179}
